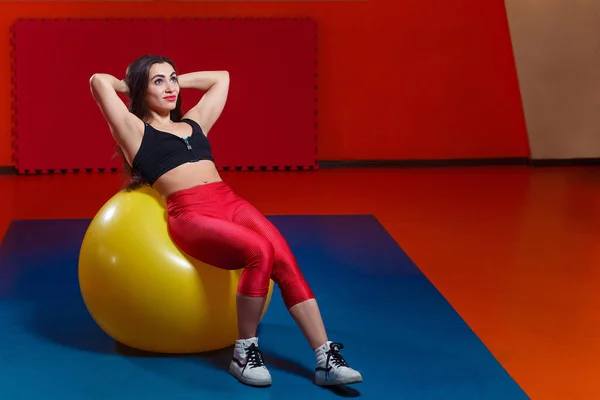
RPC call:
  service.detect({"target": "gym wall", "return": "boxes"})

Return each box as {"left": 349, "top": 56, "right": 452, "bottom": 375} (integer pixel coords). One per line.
{"left": 0, "top": 0, "right": 530, "bottom": 169}
{"left": 504, "top": 0, "right": 600, "bottom": 161}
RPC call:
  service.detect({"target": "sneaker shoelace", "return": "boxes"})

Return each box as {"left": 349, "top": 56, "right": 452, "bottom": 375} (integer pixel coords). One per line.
{"left": 245, "top": 343, "right": 266, "bottom": 369}
{"left": 325, "top": 342, "right": 350, "bottom": 369}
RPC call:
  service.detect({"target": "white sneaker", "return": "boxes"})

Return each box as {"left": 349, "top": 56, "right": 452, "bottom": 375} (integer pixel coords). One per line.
{"left": 314, "top": 341, "right": 363, "bottom": 386}
{"left": 228, "top": 337, "right": 272, "bottom": 387}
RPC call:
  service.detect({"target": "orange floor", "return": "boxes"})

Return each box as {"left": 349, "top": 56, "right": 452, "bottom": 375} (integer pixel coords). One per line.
{"left": 1, "top": 165, "right": 599, "bottom": 400}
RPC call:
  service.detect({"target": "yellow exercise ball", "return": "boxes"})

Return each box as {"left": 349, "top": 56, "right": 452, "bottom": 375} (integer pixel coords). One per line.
{"left": 78, "top": 184, "right": 274, "bottom": 354}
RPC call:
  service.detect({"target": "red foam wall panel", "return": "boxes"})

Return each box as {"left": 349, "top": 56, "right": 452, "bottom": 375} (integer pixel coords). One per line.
{"left": 11, "top": 18, "right": 318, "bottom": 174}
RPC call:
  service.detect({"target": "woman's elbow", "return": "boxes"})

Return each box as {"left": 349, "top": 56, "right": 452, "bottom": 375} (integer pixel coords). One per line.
{"left": 89, "top": 73, "right": 104, "bottom": 89}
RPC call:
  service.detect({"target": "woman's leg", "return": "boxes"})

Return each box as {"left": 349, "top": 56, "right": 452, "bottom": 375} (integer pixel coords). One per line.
{"left": 230, "top": 199, "right": 363, "bottom": 386}
{"left": 167, "top": 211, "right": 273, "bottom": 387}
{"left": 230, "top": 200, "right": 326, "bottom": 346}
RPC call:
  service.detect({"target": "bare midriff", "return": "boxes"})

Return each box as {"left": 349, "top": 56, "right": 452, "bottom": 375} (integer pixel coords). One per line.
{"left": 151, "top": 160, "right": 223, "bottom": 199}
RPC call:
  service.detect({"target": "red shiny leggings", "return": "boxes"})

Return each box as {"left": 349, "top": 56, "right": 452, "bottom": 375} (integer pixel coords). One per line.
{"left": 166, "top": 182, "right": 315, "bottom": 309}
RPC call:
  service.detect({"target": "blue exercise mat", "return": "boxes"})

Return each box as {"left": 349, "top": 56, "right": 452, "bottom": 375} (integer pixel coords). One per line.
{"left": 0, "top": 215, "right": 529, "bottom": 399}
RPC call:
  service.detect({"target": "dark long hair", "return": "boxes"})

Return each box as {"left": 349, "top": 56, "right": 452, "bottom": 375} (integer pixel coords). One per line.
{"left": 117, "top": 54, "right": 183, "bottom": 191}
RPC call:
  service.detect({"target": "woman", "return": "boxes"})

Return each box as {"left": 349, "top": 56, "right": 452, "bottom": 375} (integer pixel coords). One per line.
{"left": 89, "top": 54, "right": 362, "bottom": 388}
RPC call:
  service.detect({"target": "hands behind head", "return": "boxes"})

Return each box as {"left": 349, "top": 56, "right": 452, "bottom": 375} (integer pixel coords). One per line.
{"left": 119, "top": 79, "right": 130, "bottom": 96}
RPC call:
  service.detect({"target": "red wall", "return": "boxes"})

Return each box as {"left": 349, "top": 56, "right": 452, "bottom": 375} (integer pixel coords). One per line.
{"left": 0, "top": 0, "right": 529, "bottom": 166}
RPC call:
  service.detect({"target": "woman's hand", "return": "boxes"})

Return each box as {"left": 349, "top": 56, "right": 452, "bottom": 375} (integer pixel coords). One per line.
{"left": 116, "top": 79, "right": 130, "bottom": 96}
{"left": 90, "top": 73, "right": 129, "bottom": 96}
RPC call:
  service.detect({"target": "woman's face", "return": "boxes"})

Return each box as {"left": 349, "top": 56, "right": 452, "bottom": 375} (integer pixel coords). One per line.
{"left": 145, "top": 62, "right": 179, "bottom": 113}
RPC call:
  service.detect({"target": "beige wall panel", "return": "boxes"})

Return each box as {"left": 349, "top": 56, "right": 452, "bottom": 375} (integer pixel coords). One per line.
{"left": 505, "top": 0, "right": 600, "bottom": 159}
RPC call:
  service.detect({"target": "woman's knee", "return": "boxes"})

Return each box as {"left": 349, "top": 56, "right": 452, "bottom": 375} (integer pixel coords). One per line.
{"left": 236, "top": 236, "right": 274, "bottom": 297}
{"left": 245, "top": 236, "right": 275, "bottom": 268}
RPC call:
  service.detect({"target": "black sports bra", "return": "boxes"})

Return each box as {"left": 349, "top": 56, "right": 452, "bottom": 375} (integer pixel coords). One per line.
{"left": 132, "top": 118, "right": 214, "bottom": 186}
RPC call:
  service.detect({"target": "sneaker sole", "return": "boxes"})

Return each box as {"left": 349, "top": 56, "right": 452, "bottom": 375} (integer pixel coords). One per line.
{"left": 315, "top": 375, "right": 363, "bottom": 386}
{"left": 229, "top": 366, "right": 272, "bottom": 388}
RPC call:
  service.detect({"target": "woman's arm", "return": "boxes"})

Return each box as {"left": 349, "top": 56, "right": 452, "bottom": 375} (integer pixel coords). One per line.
{"left": 178, "top": 70, "right": 229, "bottom": 92}
{"left": 179, "top": 70, "right": 230, "bottom": 136}
{"left": 90, "top": 73, "right": 129, "bottom": 95}
{"left": 89, "top": 73, "right": 141, "bottom": 143}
